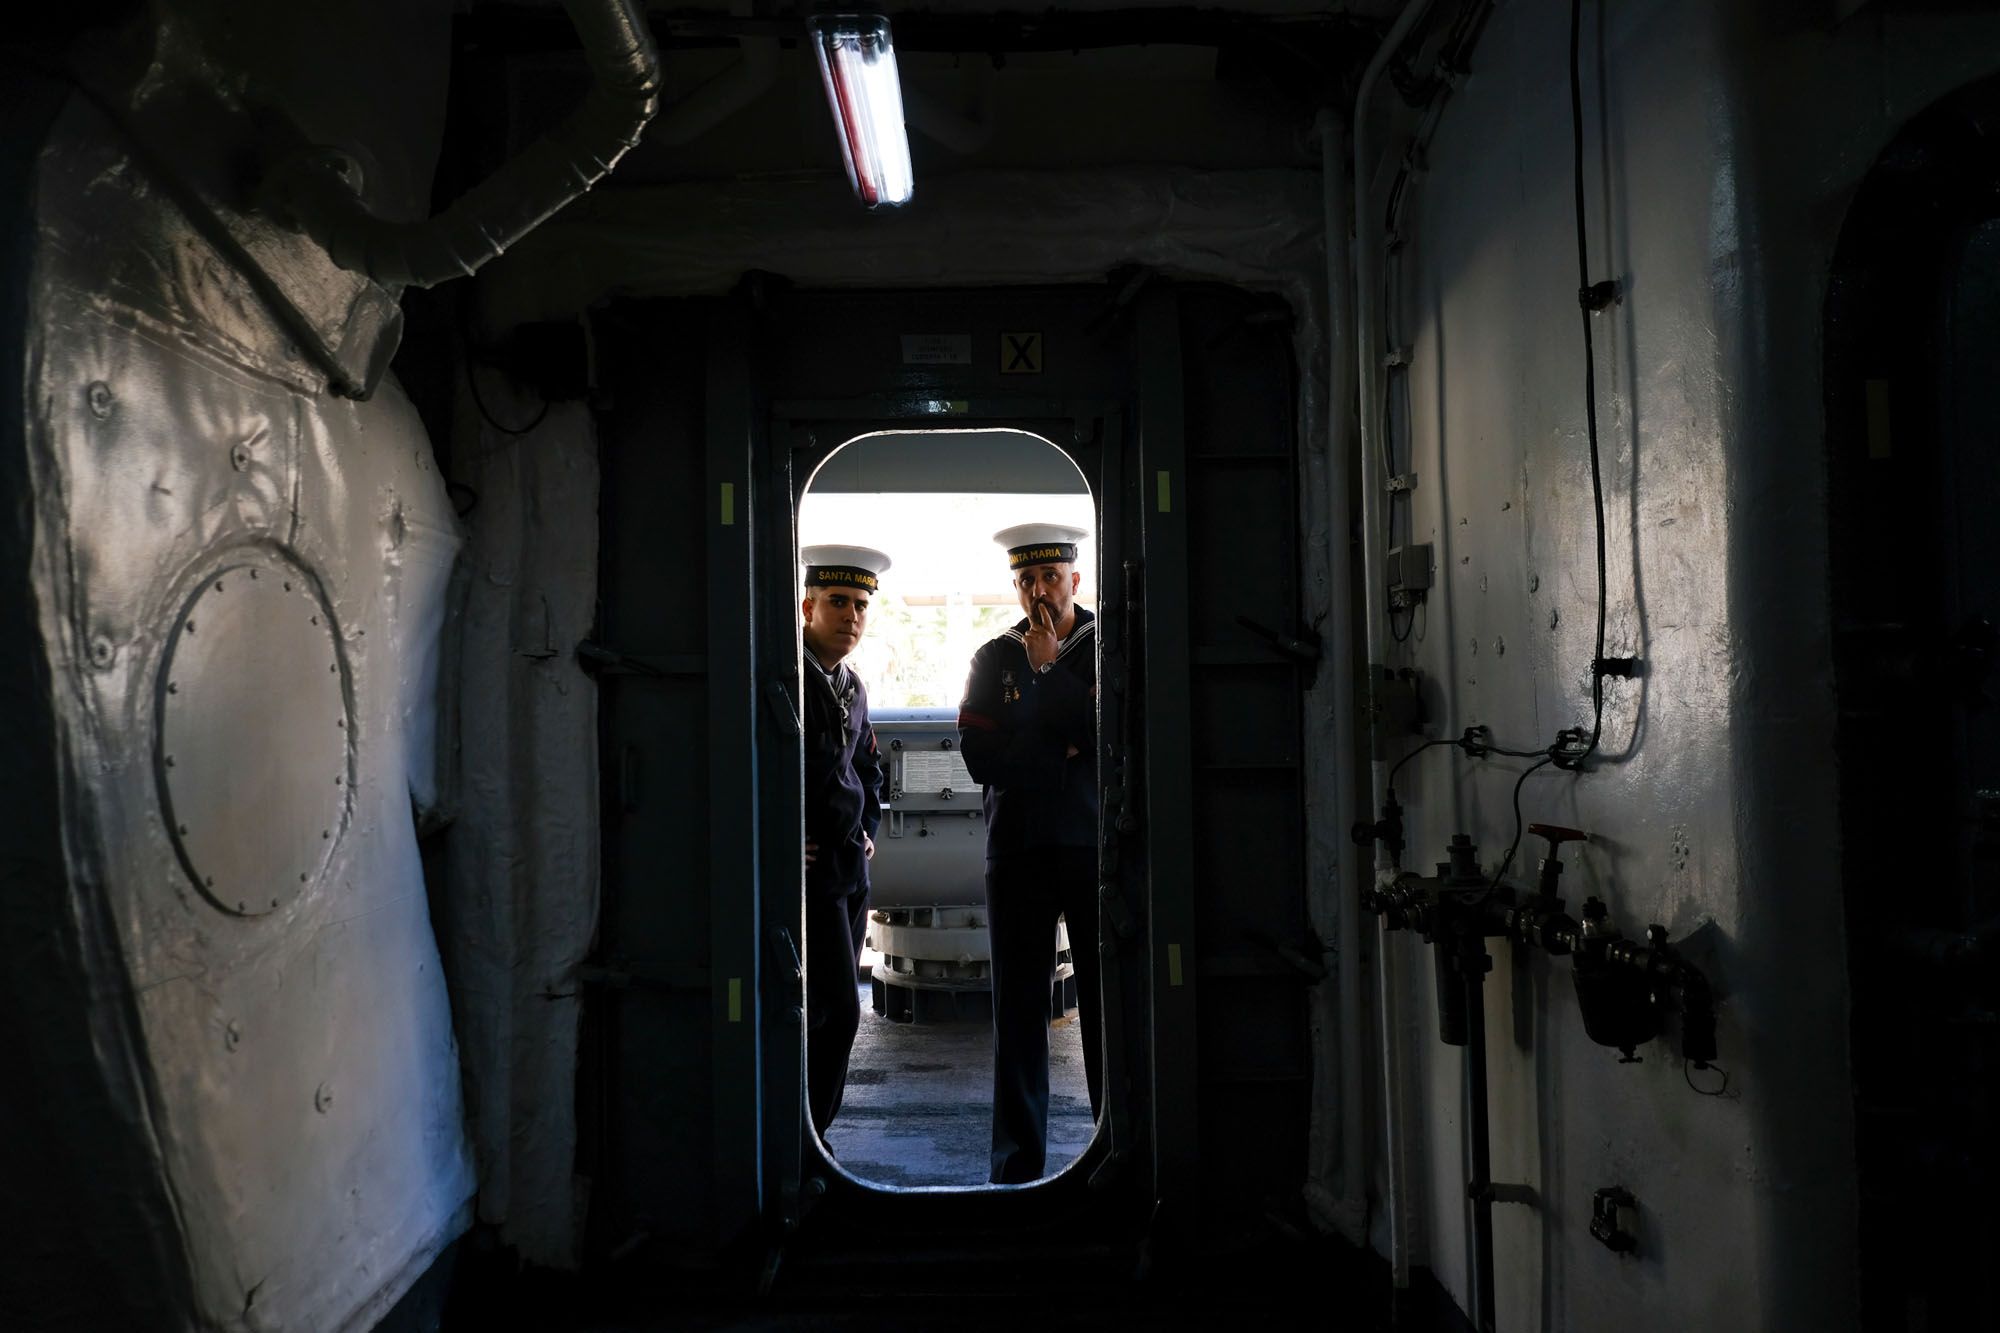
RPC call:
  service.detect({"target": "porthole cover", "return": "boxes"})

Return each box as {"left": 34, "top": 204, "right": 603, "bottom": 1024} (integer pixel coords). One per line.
{"left": 155, "top": 551, "right": 352, "bottom": 917}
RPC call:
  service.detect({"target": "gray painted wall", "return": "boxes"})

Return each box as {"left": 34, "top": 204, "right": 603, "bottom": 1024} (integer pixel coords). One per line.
{"left": 1373, "top": 3, "right": 2000, "bottom": 1330}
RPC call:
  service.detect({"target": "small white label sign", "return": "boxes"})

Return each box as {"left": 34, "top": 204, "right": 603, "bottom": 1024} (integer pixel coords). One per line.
{"left": 901, "top": 334, "right": 973, "bottom": 365}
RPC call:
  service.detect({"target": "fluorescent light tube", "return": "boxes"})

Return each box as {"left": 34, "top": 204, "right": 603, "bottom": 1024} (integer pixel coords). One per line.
{"left": 808, "top": 14, "right": 914, "bottom": 208}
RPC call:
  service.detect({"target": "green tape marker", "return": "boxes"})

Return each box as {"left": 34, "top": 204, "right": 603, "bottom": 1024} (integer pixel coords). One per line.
{"left": 720, "top": 482, "right": 736, "bottom": 526}
{"left": 1168, "top": 942, "right": 1183, "bottom": 987}
{"left": 1157, "top": 470, "right": 1172, "bottom": 513}
{"left": 727, "top": 976, "right": 742, "bottom": 1022}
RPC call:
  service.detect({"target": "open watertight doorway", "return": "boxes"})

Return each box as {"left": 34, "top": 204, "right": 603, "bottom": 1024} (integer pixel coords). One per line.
{"left": 585, "top": 280, "right": 1312, "bottom": 1277}
{"left": 796, "top": 428, "right": 1099, "bottom": 1188}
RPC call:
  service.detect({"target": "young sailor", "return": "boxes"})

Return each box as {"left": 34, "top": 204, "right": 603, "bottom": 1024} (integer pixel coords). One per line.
{"left": 800, "top": 543, "right": 891, "bottom": 1144}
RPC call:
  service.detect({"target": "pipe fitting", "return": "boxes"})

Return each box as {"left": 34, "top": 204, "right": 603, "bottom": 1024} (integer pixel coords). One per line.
{"left": 259, "top": 0, "right": 661, "bottom": 292}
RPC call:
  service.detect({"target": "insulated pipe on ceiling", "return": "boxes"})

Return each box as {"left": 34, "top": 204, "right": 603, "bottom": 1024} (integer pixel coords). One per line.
{"left": 259, "top": 0, "right": 660, "bottom": 291}
{"left": 1355, "top": 0, "right": 1438, "bottom": 1293}
{"left": 649, "top": 0, "right": 779, "bottom": 147}
{"left": 1314, "top": 103, "right": 1369, "bottom": 1250}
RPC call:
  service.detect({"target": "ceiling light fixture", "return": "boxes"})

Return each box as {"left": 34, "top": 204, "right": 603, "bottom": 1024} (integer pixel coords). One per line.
{"left": 807, "top": 13, "right": 914, "bottom": 208}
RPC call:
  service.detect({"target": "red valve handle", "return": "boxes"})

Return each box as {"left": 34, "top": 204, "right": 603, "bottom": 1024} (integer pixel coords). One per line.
{"left": 1527, "top": 823, "right": 1589, "bottom": 846}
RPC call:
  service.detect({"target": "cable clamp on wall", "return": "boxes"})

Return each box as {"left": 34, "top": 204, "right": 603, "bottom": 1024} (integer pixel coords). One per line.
{"left": 1579, "top": 279, "right": 1621, "bottom": 313}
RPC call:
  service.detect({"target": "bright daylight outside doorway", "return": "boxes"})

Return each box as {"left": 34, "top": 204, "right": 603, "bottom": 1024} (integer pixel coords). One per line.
{"left": 799, "top": 431, "right": 1098, "bottom": 1186}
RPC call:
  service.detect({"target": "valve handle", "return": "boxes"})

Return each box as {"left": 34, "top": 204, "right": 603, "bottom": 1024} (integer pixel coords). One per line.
{"left": 1528, "top": 823, "right": 1589, "bottom": 848}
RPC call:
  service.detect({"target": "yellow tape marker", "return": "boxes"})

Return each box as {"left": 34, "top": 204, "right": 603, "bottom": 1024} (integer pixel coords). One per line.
{"left": 727, "top": 977, "right": 742, "bottom": 1022}
{"left": 1157, "top": 470, "right": 1172, "bottom": 514}
{"left": 1167, "top": 942, "right": 1184, "bottom": 987}
{"left": 720, "top": 482, "right": 736, "bottom": 526}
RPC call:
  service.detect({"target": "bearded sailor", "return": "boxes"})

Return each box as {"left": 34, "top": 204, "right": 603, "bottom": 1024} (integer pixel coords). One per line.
{"left": 955, "top": 522, "right": 1101, "bottom": 1184}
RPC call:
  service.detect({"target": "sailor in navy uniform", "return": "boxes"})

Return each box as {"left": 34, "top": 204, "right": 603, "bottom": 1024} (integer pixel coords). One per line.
{"left": 800, "top": 544, "right": 890, "bottom": 1143}
{"left": 957, "top": 523, "right": 1101, "bottom": 1183}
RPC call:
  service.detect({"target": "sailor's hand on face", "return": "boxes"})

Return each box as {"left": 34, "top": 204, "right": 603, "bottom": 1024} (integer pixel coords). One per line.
{"left": 1024, "top": 599, "right": 1060, "bottom": 669}
{"left": 863, "top": 833, "right": 876, "bottom": 860}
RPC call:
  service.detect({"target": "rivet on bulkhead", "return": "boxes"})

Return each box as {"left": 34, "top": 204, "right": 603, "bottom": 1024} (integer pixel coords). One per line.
{"left": 86, "top": 381, "right": 113, "bottom": 419}
{"left": 223, "top": 1020, "right": 241, "bottom": 1052}
{"left": 87, "top": 635, "right": 114, "bottom": 669}
{"left": 230, "top": 444, "right": 252, "bottom": 473}
{"left": 314, "top": 1082, "right": 333, "bottom": 1114}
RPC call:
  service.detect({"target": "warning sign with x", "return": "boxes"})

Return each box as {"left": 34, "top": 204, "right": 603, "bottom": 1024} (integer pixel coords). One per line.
{"left": 1000, "top": 332, "right": 1043, "bottom": 374}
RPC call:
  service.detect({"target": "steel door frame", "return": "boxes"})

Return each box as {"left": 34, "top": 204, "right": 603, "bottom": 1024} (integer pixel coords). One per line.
{"left": 756, "top": 399, "right": 1139, "bottom": 1236}
{"left": 682, "top": 281, "right": 1287, "bottom": 1272}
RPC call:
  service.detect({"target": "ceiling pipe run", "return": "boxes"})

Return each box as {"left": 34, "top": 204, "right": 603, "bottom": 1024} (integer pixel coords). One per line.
{"left": 1355, "top": 0, "right": 1440, "bottom": 1295}
{"left": 258, "top": 0, "right": 660, "bottom": 292}
{"left": 650, "top": 0, "right": 779, "bottom": 147}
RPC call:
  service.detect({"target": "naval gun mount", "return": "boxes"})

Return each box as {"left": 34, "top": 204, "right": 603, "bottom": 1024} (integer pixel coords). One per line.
{"left": 866, "top": 709, "right": 1075, "bottom": 1023}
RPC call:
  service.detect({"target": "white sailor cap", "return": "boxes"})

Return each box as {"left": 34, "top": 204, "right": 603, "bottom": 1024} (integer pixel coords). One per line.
{"left": 993, "top": 522, "right": 1089, "bottom": 570}
{"left": 801, "top": 544, "right": 891, "bottom": 593}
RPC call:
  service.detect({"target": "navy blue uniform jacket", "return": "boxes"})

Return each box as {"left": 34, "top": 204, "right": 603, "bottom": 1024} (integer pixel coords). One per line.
{"left": 803, "top": 650, "right": 884, "bottom": 900}
{"left": 956, "top": 608, "right": 1097, "bottom": 857}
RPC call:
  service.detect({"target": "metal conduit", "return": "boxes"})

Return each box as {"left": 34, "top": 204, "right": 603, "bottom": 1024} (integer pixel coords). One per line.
{"left": 262, "top": 0, "right": 661, "bottom": 291}
{"left": 1355, "top": 0, "right": 1439, "bottom": 1294}
{"left": 1313, "top": 103, "right": 1369, "bottom": 1246}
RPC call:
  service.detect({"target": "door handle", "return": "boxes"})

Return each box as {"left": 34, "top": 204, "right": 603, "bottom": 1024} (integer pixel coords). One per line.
{"left": 766, "top": 924, "right": 802, "bottom": 986}
{"left": 764, "top": 679, "right": 801, "bottom": 738}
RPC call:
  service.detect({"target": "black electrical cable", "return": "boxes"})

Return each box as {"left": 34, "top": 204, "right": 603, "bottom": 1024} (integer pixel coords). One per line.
{"left": 1387, "top": 737, "right": 1458, "bottom": 792}
{"left": 1389, "top": 600, "right": 1416, "bottom": 644}
{"left": 1485, "top": 753, "right": 1556, "bottom": 892}
{"left": 1569, "top": 0, "right": 1611, "bottom": 760}
{"left": 464, "top": 355, "right": 551, "bottom": 437}
{"left": 456, "top": 293, "right": 551, "bottom": 437}
{"left": 1684, "top": 1061, "right": 1732, "bottom": 1098}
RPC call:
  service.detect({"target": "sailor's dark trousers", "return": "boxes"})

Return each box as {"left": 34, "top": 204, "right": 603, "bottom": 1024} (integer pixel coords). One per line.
{"left": 987, "top": 847, "right": 1102, "bottom": 1184}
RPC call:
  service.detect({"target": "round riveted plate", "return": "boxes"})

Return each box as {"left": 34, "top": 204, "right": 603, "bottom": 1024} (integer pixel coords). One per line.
{"left": 156, "top": 550, "right": 352, "bottom": 917}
